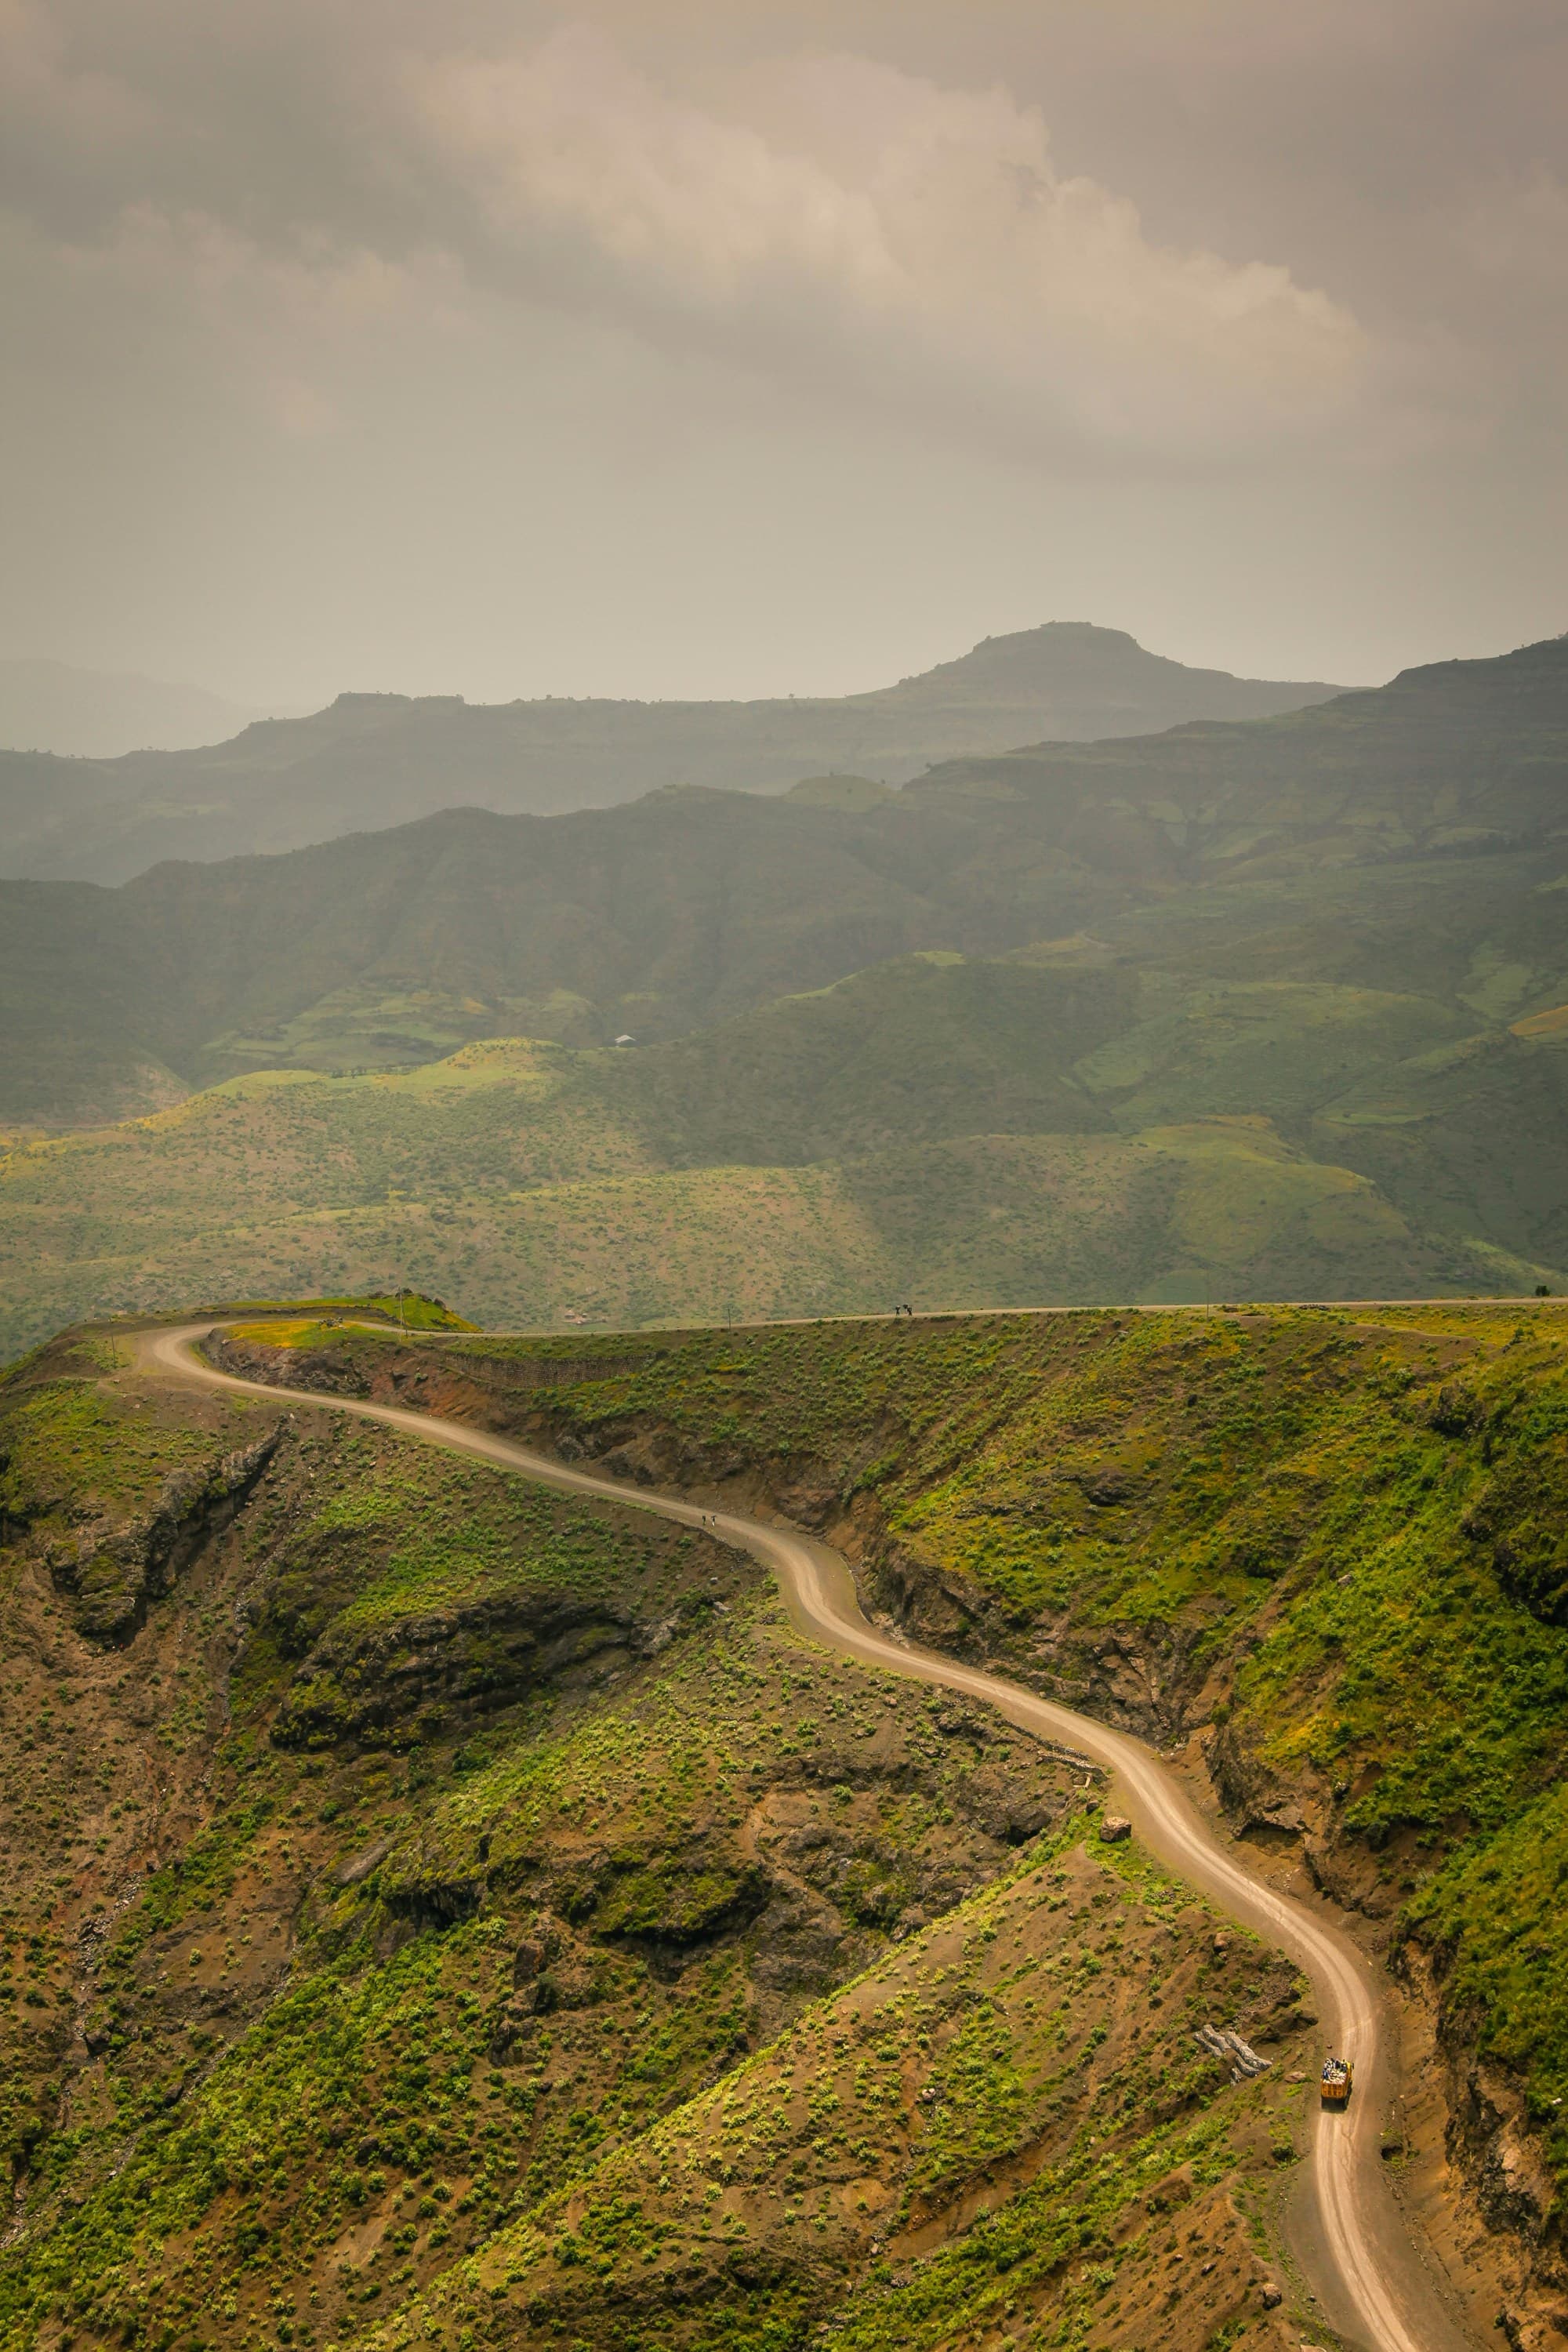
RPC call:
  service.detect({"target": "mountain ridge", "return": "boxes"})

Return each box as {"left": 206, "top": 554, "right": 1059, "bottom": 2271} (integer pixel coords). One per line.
{"left": 0, "top": 622, "right": 1341, "bottom": 884}
{"left": 2, "top": 630, "right": 1566, "bottom": 1348}
{"left": 2, "top": 630, "right": 1565, "bottom": 1135}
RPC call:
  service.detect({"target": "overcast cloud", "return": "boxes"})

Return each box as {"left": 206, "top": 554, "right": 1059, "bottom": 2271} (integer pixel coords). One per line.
{"left": 0, "top": 0, "right": 1563, "bottom": 706}
{"left": 407, "top": 31, "right": 1370, "bottom": 463}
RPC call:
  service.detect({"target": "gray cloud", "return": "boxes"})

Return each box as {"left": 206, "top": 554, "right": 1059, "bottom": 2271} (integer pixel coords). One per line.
{"left": 0, "top": 0, "right": 1563, "bottom": 707}
{"left": 1, "top": 5, "right": 1370, "bottom": 463}
{"left": 402, "top": 31, "right": 1367, "bottom": 462}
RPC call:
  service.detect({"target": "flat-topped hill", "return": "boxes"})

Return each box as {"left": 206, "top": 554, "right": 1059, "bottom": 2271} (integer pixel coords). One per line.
{"left": 0, "top": 622, "right": 1340, "bottom": 884}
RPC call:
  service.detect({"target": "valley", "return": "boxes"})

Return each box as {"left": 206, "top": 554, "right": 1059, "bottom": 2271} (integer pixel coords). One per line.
{"left": 1, "top": 942, "right": 1558, "bottom": 1363}
{"left": 4, "top": 634, "right": 1565, "bottom": 1138}
{"left": 4, "top": 629, "right": 1566, "bottom": 2348}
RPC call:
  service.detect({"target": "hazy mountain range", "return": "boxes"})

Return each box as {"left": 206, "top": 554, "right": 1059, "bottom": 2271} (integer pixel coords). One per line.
{"left": 2, "top": 630, "right": 1566, "bottom": 1352}
{"left": 0, "top": 622, "right": 1339, "bottom": 884}
{"left": 0, "top": 633, "right": 1559, "bottom": 1116}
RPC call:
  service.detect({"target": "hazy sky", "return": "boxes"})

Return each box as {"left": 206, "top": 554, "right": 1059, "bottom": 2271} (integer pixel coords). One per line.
{"left": 2, "top": 0, "right": 1565, "bottom": 706}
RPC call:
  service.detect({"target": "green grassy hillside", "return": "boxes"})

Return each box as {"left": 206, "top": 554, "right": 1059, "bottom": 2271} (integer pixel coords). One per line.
{"left": 2, "top": 946, "right": 1555, "bottom": 1359}
{"left": 4, "top": 633, "right": 1566, "bottom": 1338}
{"left": 246, "top": 1300, "right": 1568, "bottom": 2319}
{"left": 0, "top": 1323, "right": 1321, "bottom": 2352}
{"left": 187, "top": 1298, "right": 1568, "bottom": 2343}
{"left": 596, "top": 1300, "right": 1568, "bottom": 2127}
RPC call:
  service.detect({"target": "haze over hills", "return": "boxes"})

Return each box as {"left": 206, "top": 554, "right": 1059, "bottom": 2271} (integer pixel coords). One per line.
{"left": 13, "top": 6, "right": 1568, "bottom": 2344}
{"left": 0, "top": 622, "right": 1341, "bottom": 884}
{"left": 0, "top": 657, "right": 263, "bottom": 757}
{"left": 2, "top": 633, "right": 1563, "bottom": 1127}
{"left": 4, "top": 632, "right": 1568, "bottom": 1350}
{"left": 1, "top": 958, "right": 1553, "bottom": 1362}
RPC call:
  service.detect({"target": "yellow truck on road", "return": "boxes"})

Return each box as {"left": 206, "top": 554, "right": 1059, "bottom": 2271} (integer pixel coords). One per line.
{"left": 1321, "top": 2056, "right": 1353, "bottom": 2107}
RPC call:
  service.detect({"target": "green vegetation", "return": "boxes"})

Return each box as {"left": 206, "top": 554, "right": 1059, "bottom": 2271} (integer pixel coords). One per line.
{"left": 0, "top": 1361, "right": 223, "bottom": 1514}
{"left": 379, "top": 1828, "right": 1301, "bottom": 2352}
{"left": 0, "top": 632, "right": 1552, "bottom": 1130}
{"left": 3, "top": 633, "right": 1567, "bottom": 1346}
{"left": 314, "top": 1298, "right": 1568, "bottom": 2239}
{"left": 212, "top": 1290, "right": 474, "bottom": 1334}
{"left": 9, "top": 1320, "right": 1319, "bottom": 2352}
{"left": 13, "top": 1286, "right": 1568, "bottom": 2346}
{"left": 8, "top": 618, "right": 1568, "bottom": 2350}
{"left": 1, "top": 946, "right": 1556, "bottom": 1359}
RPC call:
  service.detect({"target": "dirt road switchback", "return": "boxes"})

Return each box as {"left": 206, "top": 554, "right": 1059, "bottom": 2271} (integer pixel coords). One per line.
{"left": 144, "top": 1323, "right": 1479, "bottom": 2352}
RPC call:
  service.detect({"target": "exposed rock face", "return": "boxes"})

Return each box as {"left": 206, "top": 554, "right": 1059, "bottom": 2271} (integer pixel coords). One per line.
{"left": 1396, "top": 1936, "right": 1568, "bottom": 2347}
{"left": 46, "top": 1427, "right": 284, "bottom": 1641}
{"left": 207, "top": 1333, "right": 370, "bottom": 1396}
{"left": 862, "top": 1536, "right": 1200, "bottom": 1745}
{"left": 270, "top": 1592, "right": 654, "bottom": 1749}
{"left": 1461, "top": 1440, "right": 1568, "bottom": 1628}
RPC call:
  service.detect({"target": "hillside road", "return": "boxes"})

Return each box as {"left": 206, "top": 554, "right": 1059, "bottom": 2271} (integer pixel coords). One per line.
{"left": 143, "top": 1321, "right": 1478, "bottom": 2352}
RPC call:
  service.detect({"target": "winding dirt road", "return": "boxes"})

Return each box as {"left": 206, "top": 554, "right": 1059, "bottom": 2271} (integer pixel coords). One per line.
{"left": 144, "top": 1323, "right": 1476, "bottom": 2352}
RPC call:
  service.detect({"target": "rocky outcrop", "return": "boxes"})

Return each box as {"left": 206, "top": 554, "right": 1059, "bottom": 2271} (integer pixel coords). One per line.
{"left": 271, "top": 1591, "right": 686, "bottom": 1750}
{"left": 46, "top": 1426, "right": 285, "bottom": 1642}
{"left": 861, "top": 1536, "right": 1204, "bottom": 1744}
{"left": 1393, "top": 1940, "right": 1568, "bottom": 2345}
{"left": 206, "top": 1332, "right": 370, "bottom": 1396}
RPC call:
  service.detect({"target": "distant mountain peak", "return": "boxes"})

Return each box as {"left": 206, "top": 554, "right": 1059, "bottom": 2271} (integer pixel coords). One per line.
{"left": 982, "top": 621, "right": 1142, "bottom": 648}
{"left": 891, "top": 621, "right": 1333, "bottom": 704}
